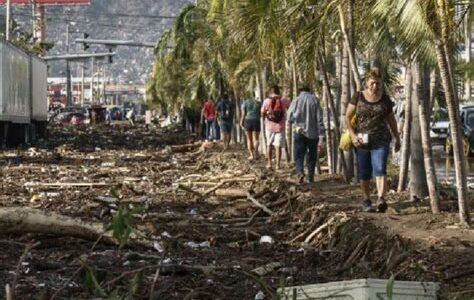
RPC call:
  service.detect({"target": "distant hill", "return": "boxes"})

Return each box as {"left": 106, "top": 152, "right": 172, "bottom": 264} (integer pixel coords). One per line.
{"left": 4, "top": 0, "right": 190, "bottom": 84}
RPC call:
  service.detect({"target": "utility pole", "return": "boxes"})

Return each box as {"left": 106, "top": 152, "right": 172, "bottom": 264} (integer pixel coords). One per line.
{"left": 6, "top": 0, "right": 11, "bottom": 41}
{"left": 90, "top": 56, "right": 95, "bottom": 104}
{"left": 97, "top": 64, "right": 101, "bottom": 104}
{"left": 102, "top": 65, "right": 106, "bottom": 104}
{"left": 66, "top": 23, "right": 72, "bottom": 106}
{"left": 81, "top": 63, "right": 85, "bottom": 107}
{"left": 31, "top": 0, "right": 36, "bottom": 39}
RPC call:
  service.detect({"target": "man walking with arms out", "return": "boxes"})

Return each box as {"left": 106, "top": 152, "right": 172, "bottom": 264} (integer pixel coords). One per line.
{"left": 261, "top": 85, "right": 290, "bottom": 170}
{"left": 288, "top": 83, "right": 324, "bottom": 185}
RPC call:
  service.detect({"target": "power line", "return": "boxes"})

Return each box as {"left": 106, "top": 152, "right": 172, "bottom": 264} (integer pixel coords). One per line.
{"left": 10, "top": 11, "right": 172, "bottom": 29}
{"left": 3, "top": 7, "right": 177, "bottom": 19}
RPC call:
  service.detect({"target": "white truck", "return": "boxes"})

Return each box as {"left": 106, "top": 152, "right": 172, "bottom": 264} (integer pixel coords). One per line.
{"left": 0, "top": 40, "right": 48, "bottom": 146}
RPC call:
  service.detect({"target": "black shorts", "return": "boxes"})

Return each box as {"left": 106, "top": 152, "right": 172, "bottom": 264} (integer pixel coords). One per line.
{"left": 244, "top": 119, "right": 261, "bottom": 132}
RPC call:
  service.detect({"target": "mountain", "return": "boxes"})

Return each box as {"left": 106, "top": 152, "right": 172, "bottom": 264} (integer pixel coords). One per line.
{"left": 5, "top": 0, "right": 190, "bottom": 84}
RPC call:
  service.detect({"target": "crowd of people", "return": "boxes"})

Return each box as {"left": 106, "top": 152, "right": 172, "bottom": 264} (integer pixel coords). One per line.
{"left": 186, "top": 68, "right": 400, "bottom": 212}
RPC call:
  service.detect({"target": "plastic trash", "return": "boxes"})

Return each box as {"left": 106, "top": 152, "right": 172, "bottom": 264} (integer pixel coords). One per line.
{"left": 259, "top": 235, "right": 274, "bottom": 244}
{"left": 153, "top": 241, "right": 165, "bottom": 253}
{"left": 255, "top": 291, "right": 265, "bottom": 300}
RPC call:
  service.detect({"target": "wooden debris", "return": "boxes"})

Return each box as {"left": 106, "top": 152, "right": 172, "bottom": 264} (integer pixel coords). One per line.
{"left": 252, "top": 262, "right": 283, "bottom": 276}
{"left": 304, "top": 212, "right": 349, "bottom": 244}
{"left": 24, "top": 182, "right": 109, "bottom": 188}
{"left": 215, "top": 188, "right": 247, "bottom": 198}
{"left": 0, "top": 207, "right": 151, "bottom": 247}
{"left": 247, "top": 193, "right": 273, "bottom": 215}
{"left": 177, "top": 184, "right": 202, "bottom": 197}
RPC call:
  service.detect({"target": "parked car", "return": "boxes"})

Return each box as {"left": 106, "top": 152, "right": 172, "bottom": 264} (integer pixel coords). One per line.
{"left": 430, "top": 108, "right": 449, "bottom": 144}
{"left": 445, "top": 105, "right": 474, "bottom": 156}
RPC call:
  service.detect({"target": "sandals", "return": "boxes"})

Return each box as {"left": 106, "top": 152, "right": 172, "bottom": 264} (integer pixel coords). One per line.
{"left": 376, "top": 197, "right": 388, "bottom": 213}
{"left": 362, "top": 198, "right": 388, "bottom": 213}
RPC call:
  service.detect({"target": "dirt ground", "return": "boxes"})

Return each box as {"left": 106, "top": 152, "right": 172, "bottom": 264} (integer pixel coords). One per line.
{"left": 0, "top": 123, "right": 473, "bottom": 300}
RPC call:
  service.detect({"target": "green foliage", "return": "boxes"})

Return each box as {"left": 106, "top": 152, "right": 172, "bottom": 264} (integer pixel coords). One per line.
{"left": 110, "top": 188, "right": 143, "bottom": 249}
{"left": 84, "top": 265, "right": 144, "bottom": 299}
{"left": 84, "top": 266, "right": 108, "bottom": 298}
{"left": 127, "top": 270, "right": 144, "bottom": 298}
{"left": 376, "top": 274, "right": 395, "bottom": 300}
{"left": 111, "top": 206, "right": 133, "bottom": 249}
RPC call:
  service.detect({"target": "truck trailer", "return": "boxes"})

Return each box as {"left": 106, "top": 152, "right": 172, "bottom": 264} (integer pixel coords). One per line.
{"left": 0, "top": 40, "right": 48, "bottom": 146}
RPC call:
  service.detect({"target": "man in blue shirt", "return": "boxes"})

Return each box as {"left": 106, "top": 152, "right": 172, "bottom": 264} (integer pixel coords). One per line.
{"left": 288, "top": 84, "right": 324, "bottom": 184}
{"left": 216, "top": 94, "right": 234, "bottom": 150}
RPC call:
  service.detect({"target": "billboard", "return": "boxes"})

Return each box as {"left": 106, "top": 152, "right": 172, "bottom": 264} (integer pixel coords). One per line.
{"left": 0, "top": 0, "right": 90, "bottom": 4}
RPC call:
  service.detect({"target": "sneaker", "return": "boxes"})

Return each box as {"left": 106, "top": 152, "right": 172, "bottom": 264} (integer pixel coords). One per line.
{"left": 362, "top": 199, "right": 375, "bottom": 212}
{"left": 297, "top": 174, "right": 305, "bottom": 186}
{"left": 376, "top": 197, "right": 388, "bottom": 213}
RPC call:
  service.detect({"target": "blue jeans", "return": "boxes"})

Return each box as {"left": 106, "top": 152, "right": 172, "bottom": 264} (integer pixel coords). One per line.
{"left": 205, "top": 119, "right": 221, "bottom": 141}
{"left": 356, "top": 144, "right": 390, "bottom": 181}
{"left": 294, "top": 133, "right": 318, "bottom": 181}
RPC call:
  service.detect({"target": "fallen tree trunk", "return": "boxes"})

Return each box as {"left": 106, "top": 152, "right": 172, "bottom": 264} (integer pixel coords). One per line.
{"left": 215, "top": 188, "right": 247, "bottom": 198}
{"left": 0, "top": 207, "right": 150, "bottom": 247}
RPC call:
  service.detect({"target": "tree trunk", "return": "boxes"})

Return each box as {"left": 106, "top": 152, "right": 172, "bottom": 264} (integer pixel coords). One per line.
{"left": 464, "top": 12, "right": 472, "bottom": 101}
{"left": 337, "top": 4, "right": 362, "bottom": 91}
{"left": 323, "top": 84, "right": 335, "bottom": 174}
{"left": 233, "top": 87, "right": 242, "bottom": 144}
{"left": 289, "top": 46, "right": 299, "bottom": 162}
{"left": 318, "top": 51, "right": 349, "bottom": 182}
{"left": 0, "top": 207, "right": 150, "bottom": 247}
{"left": 436, "top": 0, "right": 470, "bottom": 225}
{"left": 435, "top": 44, "right": 470, "bottom": 224}
{"left": 256, "top": 71, "right": 267, "bottom": 155}
{"left": 415, "top": 62, "right": 440, "bottom": 213}
{"left": 410, "top": 63, "right": 429, "bottom": 200}
{"left": 429, "top": 70, "right": 437, "bottom": 112}
{"left": 398, "top": 64, "right": 413, "bottom": 192}
{"left": 340, "top": 43, "right": 353, "bottom": 179}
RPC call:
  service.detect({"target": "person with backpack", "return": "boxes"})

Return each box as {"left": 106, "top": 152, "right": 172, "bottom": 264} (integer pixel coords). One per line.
{"left": 288, "top": 83, "right": 324, "bottom": 185}
{"left": 201, "top": 99, "right": 217, "bottom": 141}
{"left": 240, "top": 91, "right": 262, "bottom": 160}
{"left": 216, "top": 94, "right": 234, "bottom": 150}
{"left": 261, "top": 85, "right": 290, "bottom": 169}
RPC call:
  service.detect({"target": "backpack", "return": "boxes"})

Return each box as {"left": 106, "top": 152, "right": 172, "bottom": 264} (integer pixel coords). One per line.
{"left": 266, "top": 96, "right": 284, "bottom": 123}
{"left": 220, "top": 100, "right": 232, "bottom": 121}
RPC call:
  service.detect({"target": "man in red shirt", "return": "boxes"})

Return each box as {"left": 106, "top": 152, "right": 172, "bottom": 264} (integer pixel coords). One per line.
{"left": 201, "top": 99, "right": 217, "bottom": 141}
{"left": 261, "top": 85, "right": 290, "bottom": 169}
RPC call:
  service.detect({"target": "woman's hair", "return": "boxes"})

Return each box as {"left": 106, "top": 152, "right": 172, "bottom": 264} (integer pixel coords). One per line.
{"left": 366, "top": 68, "right": 382, "bottom": 82}
{"left": 269, "top": 85, "right": 281, "bottom": 95}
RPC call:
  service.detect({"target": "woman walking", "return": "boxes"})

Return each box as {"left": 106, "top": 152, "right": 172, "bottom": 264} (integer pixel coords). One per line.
{"left": 240, "top": 93, "right": 262, "bottom": 160}
{"left": 345, "top": 68, "right": 401, "bottom": 212}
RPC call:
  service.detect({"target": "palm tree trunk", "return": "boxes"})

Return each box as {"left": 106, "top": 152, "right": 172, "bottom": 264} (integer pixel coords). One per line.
{"left": 340, "top": 43, "right": 353, "bottom": 179}
{"left": 398, "top": 64, "right": 413, "bottom": 192}
{"left": 256, "top": 71, "right": 267, "bottom": 155}
{"left": 436, "top": 0, "right": 470, "bottom": 225}
{"left": 410, "top": 63, "right": 429, "bottom": 200}
{"left": 323, "top": 84, "right": 334, "bottom": 174}
{"left": 429, "top": 70, "right": 437, "bottom": 112}
{"left": 318, "top": 51, "right": 349, "bottom": 182}
{"left": 337, "top": 5, "right": 362, "bottom": 91}
{"left": 415, "top": 62, "right": 440, "bottom": 213}
{"left": 233, "top": 87, "right": 242, "bottom": 144}
{"left": 464, "top": 12, "right": 472, "bottom": 101}
{"left": 335, "top": 42, "right": 342, "bottom": 116}
{"left": 435, "top": 44, "right": 470, "bottom": 224}
{"left": 288, "top": 47, "right": 299, "bottom": 162}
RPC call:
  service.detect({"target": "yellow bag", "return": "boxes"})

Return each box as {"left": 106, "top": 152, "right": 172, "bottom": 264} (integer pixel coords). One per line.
{"left": 339, "top": 115, "right": 357, "bottom": 151}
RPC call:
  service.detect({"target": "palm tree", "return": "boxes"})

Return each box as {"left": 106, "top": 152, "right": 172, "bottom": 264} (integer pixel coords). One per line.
{"left": 373, "top": 0, "right": 470, "bottom": 224}
{"left": 398, "top": 65, "right": 412, "bottom": 192}
{"left": 415, "top": 62, "right": 440, "bottom": 213}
